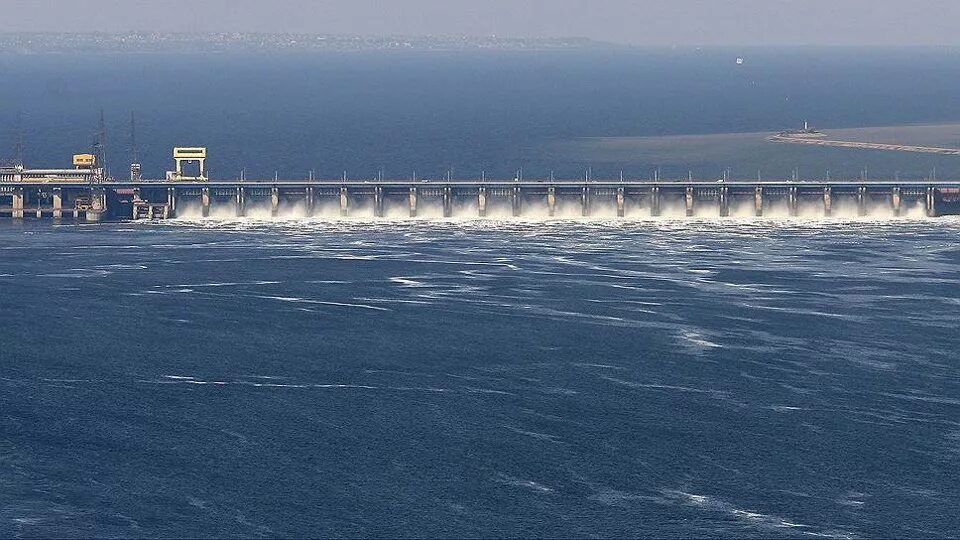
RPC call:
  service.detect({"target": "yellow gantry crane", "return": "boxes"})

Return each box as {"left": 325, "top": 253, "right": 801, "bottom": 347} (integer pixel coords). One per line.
{"left": 166, "top": 147, "right": 208, "bottom": 181}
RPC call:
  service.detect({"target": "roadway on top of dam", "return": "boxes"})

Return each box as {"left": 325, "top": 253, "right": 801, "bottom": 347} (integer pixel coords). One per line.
{"left": 3, "top": 179, "right": 958, "bottom": 188}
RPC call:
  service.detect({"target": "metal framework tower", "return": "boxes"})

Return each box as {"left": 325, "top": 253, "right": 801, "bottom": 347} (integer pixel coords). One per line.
{"left": 13, "top": 113, "right": 25, "bottom": 169}
{"left": 129, "top": 112, "right": 141, "bottom": 181}
{"left": 92, "top": 110, "right": 108, "bottom": 181}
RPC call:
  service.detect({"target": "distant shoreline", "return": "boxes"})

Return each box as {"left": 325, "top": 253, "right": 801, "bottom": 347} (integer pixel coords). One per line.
{"left": 0, "top": 32, "right": 617, "bottom": 54}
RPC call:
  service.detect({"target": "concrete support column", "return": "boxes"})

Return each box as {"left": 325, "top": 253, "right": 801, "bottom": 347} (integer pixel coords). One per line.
{"left": 272, "top": 187, "right": 281, "bottom": 217}
{"left": 926, "top": 187, "right": 937, "bottom": 217}
{"left": 52, "top": 188, "right": 62, "bottom": 219}
{"left": 581, "top": 186, "right": 591, "bottom": 217}
{"left": 650, "top": 186, "right": 661, "bottom": 217}
{"left": 201, "top": 187, "right": 211, "bottom": 218}
{"left": 685, "top": 186, "right": 694, "bottom": 217}
{"left": 132, "top": 188, "right": 143, "bottom": 220}
{"left": 823, "top": 187, "right": 832, "bottom": 217}
{"left": 789, "top": 186, "right": 799, "bottom": 217}
{"left": 754, "top": 186, "right": 763, "bottom": 217}
{"left": 512, "top": 186, "right": 521, "bottom": 217}
{"left": 547, "top": 186, "right": 556, "bottom": 217}
{"left": 409, "top": 187, "right": 418, "bottom": 218}
{"left": 892, "top": 187, "right": 902, "bottom": 217}
{"left": 374, "top": 186, "right": 384, "bottom": 218}
{"left": 719, "top": 186, "right": 729, "bottom": 217}
{"left": 478, "top": 187, "right": 487, "bottom": 218}
{"left": 12, "top": 187, "right": 24, "bottom": 219}
{"left": 339, "top": 186, "right": 348, "bottom": 217}
{"left": 305, "top": 186, "right": 315, "bottom": 218}
{"left": 237, "top": 187, "right": 246, "bottom": 217}
{"left": 87, "top": 188, "right": 106, "bottom": 222}
{"left": 857, "top": 186, "right": 867, "bottom": 217}
{"left": 167, "top": 187, "right": 177, "bottom": 218}
{"left": 442, "top": 186, "right": 453, "bottom": 218}
{"left": 616, "top": 187, "right": 625, "bottom": 217}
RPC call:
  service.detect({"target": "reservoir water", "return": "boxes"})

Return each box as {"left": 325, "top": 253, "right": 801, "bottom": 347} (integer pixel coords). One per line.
{"left": 3, "top": 47, "right": 960, "bottom": 180}
{"left": 2, "top": 48, "right": 960, "bottom": 537}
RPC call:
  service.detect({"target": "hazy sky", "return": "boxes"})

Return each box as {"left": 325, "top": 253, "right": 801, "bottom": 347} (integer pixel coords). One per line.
{"left": 7, "top": 0, "right": 960, "bottom": 46}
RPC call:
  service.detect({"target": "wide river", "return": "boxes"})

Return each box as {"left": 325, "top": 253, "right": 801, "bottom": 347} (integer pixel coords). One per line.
{"left": 2, "top": 218, "right": 959, "bottom": 537}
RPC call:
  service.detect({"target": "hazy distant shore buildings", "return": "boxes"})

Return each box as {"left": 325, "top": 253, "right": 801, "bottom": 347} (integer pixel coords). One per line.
{"left": 0, "top": 32, "right": 611, "bottom": 53}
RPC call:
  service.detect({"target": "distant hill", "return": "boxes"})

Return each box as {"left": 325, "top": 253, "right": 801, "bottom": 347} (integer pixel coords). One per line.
{"left": 0, "top": 32, "right": 617, "bottom": 54}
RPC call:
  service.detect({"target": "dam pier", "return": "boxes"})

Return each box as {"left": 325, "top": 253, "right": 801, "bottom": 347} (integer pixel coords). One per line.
{"left": 2, "top": 147, "right": 959, "bottom": 220}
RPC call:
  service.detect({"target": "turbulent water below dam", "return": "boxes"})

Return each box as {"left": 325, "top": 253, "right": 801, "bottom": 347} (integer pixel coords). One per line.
{"left": 2, "top": 218, "right": 959, "bottom": 538}
{"left": 176, "top": 198, "right": 936, "bottom": 221}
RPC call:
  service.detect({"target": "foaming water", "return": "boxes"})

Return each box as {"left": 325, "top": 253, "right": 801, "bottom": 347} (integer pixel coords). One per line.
{"left": 168, "top": 198, "right": 939, "bottom": 223}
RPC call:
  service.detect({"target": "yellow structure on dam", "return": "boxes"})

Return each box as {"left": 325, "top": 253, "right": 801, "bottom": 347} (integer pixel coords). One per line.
{"left": 167, "top": 147, "right": 208, "bottom": 181}
{"left": 72, "top": 153, "right": 96, "bottom": 168}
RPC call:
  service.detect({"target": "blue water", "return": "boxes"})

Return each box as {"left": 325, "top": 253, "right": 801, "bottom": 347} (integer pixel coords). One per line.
{"left": 2, "top": 219, "right": 959, "bottom": 538}
{"left": 3, "top": 49, "right": 960, "bottom": 538}
{"left": 2, "top": 48, "right": 960, "bottom": 179}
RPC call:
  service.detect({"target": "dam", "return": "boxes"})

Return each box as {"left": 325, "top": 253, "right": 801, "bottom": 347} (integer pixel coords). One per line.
{"left": 1, "top": 147, "right": 959, "bottom": 221}
{"left": 2, "top": 178, "right": 958, "bottom": 221}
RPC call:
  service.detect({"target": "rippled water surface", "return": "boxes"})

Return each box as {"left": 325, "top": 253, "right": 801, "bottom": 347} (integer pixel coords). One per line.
{"left": 2, "top": 219, "right": 959, "bottom": 538}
